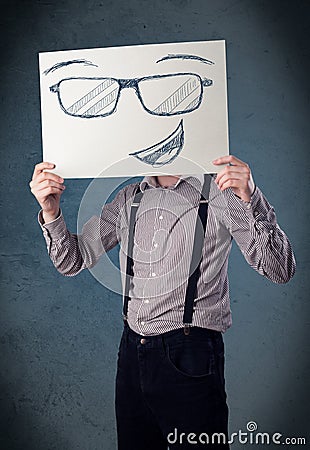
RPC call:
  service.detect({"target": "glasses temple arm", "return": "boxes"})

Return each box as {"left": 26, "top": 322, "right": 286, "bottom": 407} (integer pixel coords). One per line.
{"left": 202, "top": 78, "right": 213, "bottom": 87}
{"left": 49, "top": 84, "right": 59, "bottom": 93}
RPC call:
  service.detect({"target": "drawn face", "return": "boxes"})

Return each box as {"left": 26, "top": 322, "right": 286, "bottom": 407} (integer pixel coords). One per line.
{"left": 48, "top": 67, "right": 213, "bottom": 167}
{"left": 39, "top": 41, "right": 228, "bottom": 178}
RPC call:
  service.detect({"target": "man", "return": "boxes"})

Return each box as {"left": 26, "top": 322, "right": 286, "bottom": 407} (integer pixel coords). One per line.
{"left": 30, "top": 154, "right": 295, "bottom": 449}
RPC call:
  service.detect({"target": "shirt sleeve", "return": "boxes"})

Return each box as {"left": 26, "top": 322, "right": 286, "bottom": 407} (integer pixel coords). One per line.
{"left": 221, "top": 186, "right": 296, "bottom": 284}
{"left": 38, "top": 185, "right": 135, "bottom": 276}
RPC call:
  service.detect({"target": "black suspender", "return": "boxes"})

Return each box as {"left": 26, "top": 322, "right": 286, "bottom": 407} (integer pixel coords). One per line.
{"left": 123, "top": 174, "right": 212, "bottom": 330}
{"left": 122, "top": 186, "right": 143, "bottom": 321}
{"left": 182, "top": 174, "right": 211, "bottom": 333}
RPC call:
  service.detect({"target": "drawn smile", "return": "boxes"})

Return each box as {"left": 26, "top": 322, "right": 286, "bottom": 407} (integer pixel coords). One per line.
{"left": 129, "top": 120, "right": 184, "bottom": 167}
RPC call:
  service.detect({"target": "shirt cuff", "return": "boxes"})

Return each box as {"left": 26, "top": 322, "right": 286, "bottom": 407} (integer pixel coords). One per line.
{"left": 229, "top": 184, "right": 271, "bottom": 217}
{"left": 231, "top": 186, "right": 258, "bottom": 213}
{"left": 38, "top": 209, "right": 68, "bottom": 240}
{"left": 229, "top": 185, "right": 276, "bottom": 227}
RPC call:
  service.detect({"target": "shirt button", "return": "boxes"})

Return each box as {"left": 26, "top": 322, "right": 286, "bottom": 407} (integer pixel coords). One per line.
{"left": 140, "top": 338, "right": 147, "bottom": 345}
{"left": 144, "top": 300, "right": 150, "bottom": 304}
{"left": 254, "top": 210, "right": 259, "bottom": 217}
{"left": 141, "top": 321, "right": 145, "bottom": 325}
{"left": 154, "top": 243, "right": 158, "bottom": 248}
{"left": 151, "top": 272, "right": 156, "bottom": 277}
{"left": 159, "top": 215, "right": 163, "bottom": 220}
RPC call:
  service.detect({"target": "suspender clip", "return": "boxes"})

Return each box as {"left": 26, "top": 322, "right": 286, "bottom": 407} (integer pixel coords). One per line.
{"left": 183, "top": 324, "right": 191, "bottom": 335}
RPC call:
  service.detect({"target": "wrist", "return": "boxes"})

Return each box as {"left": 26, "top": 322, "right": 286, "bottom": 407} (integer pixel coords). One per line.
{"left": 241, "top": 185, "right": 256, "bottom": 203}
{"left": 240, "top": 194, "right": 251, "bottom": 203}
{"left": 233, "top": 191, "right": 251, "bottom": 203}
{"left": 42, "top": 209, "right": 60, "bottom": 224}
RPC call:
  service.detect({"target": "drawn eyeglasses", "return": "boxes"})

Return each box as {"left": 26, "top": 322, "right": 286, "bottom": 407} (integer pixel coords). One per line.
{"left": 49, "top": 73, "right": 213, "bottom": 118}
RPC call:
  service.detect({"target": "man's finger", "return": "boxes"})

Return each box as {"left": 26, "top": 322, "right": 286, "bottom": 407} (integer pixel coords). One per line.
{"left": 216, "top": 165, "right": 250, "bottom": 184}
{"left": 33, "top": 162, "right": 56, "bottom": 178}
{"left": 34, "top": 179, "right": 65, "bottom": 192}
{"left": 217, "top": 178, "right": 245, "bottom": 191}
{"left": 213, "top": 155, "right": 247, "bottom": 167}
{"left": 37, "top": 171, "right": 64, "bottom": 184}
{"left": 216, "top": 172, "right": 249, "bottom": 190}
{"left": 30, "top": 174, "right": 64, "bottom": 192}
{"left": 37, "top": 186, "right": 64, "bottom": 198}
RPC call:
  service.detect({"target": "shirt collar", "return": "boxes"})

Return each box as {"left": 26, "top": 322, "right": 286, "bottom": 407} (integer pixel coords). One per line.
{"left": 140, "top": 174, "right": 204, "bottom": 192}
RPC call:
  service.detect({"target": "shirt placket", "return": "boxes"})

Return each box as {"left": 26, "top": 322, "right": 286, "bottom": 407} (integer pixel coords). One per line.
{"left": 137, "top": 189, "right": 172, "bottom": 333}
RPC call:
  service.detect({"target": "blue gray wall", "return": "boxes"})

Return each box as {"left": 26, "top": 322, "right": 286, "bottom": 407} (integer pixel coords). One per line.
{"left": 1, "top": 1, "right": 309, "bottom": 449}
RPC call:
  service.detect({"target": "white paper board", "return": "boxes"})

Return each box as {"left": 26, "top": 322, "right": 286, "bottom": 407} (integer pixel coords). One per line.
{"left": 39, "top": 40, "right": 229, "bottom": 178}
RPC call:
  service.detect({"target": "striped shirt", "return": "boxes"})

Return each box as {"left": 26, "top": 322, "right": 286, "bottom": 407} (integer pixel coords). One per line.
{"left": 38, "top": 175, "right": 296, "bottom": 336}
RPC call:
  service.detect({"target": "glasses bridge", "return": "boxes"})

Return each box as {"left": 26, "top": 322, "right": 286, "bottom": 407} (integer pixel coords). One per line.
{"left": 118, "top": 79, "right": 139, "bottom": 89}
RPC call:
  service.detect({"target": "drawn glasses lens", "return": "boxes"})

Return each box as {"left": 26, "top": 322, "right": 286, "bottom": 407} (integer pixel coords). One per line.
{"left": 59, "top": 78, "right": 120, "bottom": 117}
{"left": 139, "top": 74, "right": 202, "bottom": 115}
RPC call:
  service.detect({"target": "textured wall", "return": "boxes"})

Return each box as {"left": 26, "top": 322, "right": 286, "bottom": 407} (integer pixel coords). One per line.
{"left": 1, "top": 0, "right": 309, "bottom": 449}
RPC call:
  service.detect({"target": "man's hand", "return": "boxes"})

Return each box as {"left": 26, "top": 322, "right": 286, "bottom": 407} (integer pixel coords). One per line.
{"left": 29, "top": 162, "right": 65, "bottom": 223}
{"left": 213, "top": 155, "right": 255, "bottom": 202}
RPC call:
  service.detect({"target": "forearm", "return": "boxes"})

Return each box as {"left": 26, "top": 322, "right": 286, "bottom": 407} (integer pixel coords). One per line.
{"left": 39, "top": 210, "right": 110, "bottom": 276}
{"left": 223, "top": 187, "right": 296, "bottom": 283}
{"left": 255, "top": 224, "right": 296, "bottom": 283}
{"left": 39, "top": 211, "right": 89, "bottom": 276}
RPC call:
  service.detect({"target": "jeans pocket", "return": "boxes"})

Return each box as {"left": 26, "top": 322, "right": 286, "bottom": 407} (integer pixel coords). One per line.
{"left": 166, "top": 338, "right": 215, "bottom": 378}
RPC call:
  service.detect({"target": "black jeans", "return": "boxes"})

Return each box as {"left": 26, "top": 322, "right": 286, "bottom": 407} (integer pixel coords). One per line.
{"left": 115, "top": 323, "right": 229, "bottom": 449}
